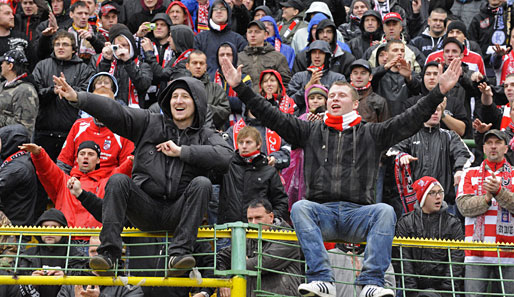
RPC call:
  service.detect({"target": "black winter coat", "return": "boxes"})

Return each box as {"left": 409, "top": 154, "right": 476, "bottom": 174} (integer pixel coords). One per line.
{"left": 234, "top": 81, "right": 447, "bottom": 205}
{"left": 218, "top": 152, "right": 288, "bottom": 224}
{"left": 33, "top": 54, "right": 95, "bottom": 133}
{"left": 395, "top": 203, "right": 464, "bottom": 295}
{"left": 76, "top": 77, "right": 233, "bottom": 201}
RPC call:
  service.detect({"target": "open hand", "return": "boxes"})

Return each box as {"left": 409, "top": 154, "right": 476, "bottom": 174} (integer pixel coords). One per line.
{"left": 438, "top": 58, "right": 462, "bottom": 94}
{"left": 472, "top": 118, "right": 492, "bottom": 134}
{"left": 18, "top": 143, "right": 41, "bottom": 155}
{"left": 400, "top": 154, "right": 418, "bottom": 166}
{"left": 220, "top": 57, "right": 242, "bottom": 88}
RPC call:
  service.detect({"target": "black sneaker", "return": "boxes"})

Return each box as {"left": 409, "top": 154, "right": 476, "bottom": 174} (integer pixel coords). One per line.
{"left": 89, "top": 254, "right": 114, "bottom": 276}
{"left": 168, "top": 255, "right": 196, "bottom": 276}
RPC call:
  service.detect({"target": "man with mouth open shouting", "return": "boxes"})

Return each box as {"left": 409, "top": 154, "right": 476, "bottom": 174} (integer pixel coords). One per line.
{"left": 220, "top": 54, "right": 463, "bottom": 297}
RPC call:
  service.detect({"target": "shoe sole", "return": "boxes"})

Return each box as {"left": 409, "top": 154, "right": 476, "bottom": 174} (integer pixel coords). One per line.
{"left": 168, "top": 257, "right": 196, "bottom": 277}
{"left": 299, "top": 288, "right": 334, "bottom": 297}
{"left": 90, "top": 258, "right": 113, "bottom": 271}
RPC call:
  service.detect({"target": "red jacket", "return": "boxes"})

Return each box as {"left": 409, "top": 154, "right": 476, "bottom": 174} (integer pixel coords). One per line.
{"left": 425, "top": 47, "right": 485, "bottom": 76}
{"left": 32, "top": 148, "right": 133, "bottom": 232}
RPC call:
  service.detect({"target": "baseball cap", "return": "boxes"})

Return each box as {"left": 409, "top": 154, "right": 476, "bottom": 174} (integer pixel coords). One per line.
{"left": 484, "top": 129, "right": 510, "bottom": 144}
{"left": 349, "top": 59, "right": 372, "bottom": 73}
{"left": 0, "top": 49, "right": 28, "bottom": 64}
{"left": 99, "top": 1, "right": 120, "bottom": 17}
{"left": 279, "top": 0, "right": 304, "bottom": 11}
{"left": 248, "top": 20, "right": 267, "bottom": 31}
{"left": 383, "top": 12, "right": 402, "bottom": 23}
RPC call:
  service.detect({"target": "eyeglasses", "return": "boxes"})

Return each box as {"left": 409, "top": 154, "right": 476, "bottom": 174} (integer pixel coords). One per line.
{"left": 212, "top": 7, "right": 227, "bottom": 12}
{"left": 54, "top": 42, "right": 72, "bottom": 48}
{"left": 427, "top": 190, "right": 444, "bottom": 197}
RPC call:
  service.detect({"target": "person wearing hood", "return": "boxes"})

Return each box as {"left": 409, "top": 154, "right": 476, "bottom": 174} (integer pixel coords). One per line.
{"left": 13, "top": 0, "right": 47, "bottom": 42}
{"left": 277, "top": 0, "right": 307, "bottom": 45}
{"left": 185, "top": 50, "right": 230, "bottom": 130}
{"left": 394, "top": 177, "right": 464, "bottom": 296}
{"left": 252, "top": 5, "right": 271, "bottom": 20}
{"left": 409, "top": 8, "right": 447, "bottom": 58}
{"left": 194, "top": 0, "right": 247, "bottom": 78}
{"left": 53, "top": 73, "right": 233, "bottom": 276}
{"left": 93, "top": 24, "right": 153, "bottom": 108}
{"left": 290, "top": 2, "right": 345, "bottom": 53}
{"left": 239, "top": 20, "right": 291, "bottom": 92}
{"left": 18, "top": 208, "right": 87, "bottom": 297}
{"left": 294, "top": 18, "right": 356, "bottom": 78}
{"left": 287, "top": 40, "right": 346, "bottom": 114}
{"left": 214, "top": 41, "right": 252, "bottom": 129}
{"left": 348, "top": 9, "right": 383, "bottom": 59}
{"left": 166, "top": 1, "right": 195, "bottom": 31}
{"left": 261, "top": 16, "right": 295, "bottom": 70}
{"left": 32, "top": 30, "right": 95, "bottom": 161}
{"left": 35, "top": 0, "right": 72, "bottom": 39}
{"left": 338, "top": 0, "right": 371, "bottom": 42}
{"left": 128, "top": 0, "right": 167, "bottom": 34}
{"left": 97, "top": 1, "right": 120, "bottom": 41}
{"left": 0, "top": 49, "right": 38, "bottom": 136}
{"left": 57, "top": 74, "right": 134, "bottom": 178}
{"left": 0, "top": 124, "right": 38, "bottom": 227}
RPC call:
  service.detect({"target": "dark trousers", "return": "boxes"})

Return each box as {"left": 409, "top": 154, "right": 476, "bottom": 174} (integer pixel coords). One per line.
{"left": 98, "top": 174, "right": 211, "bottom": 259}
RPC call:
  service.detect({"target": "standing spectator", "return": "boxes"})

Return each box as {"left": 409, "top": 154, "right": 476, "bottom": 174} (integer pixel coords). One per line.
{"left": 348, "top": 10, "right": 383, "bottom": 59}
{"left": 194, "top": 0, "right": 247, "bottom": 78}
{"left": 13, "top": 0, "right": 46, "bottom": 42}
{"left": 220, "top": 47, "right": 463, "bottom": 297}
{"left": 0, "top": 125, "right": 37, "bottom": 226}
{"left": 0, "top": 3, "right": 34, "bottom": 66}
{"left": 238, "top": 20, "right": 291, "bottom": 92}
{"left": 185, "top": 50, "right": 230, "bottom": 130}
{"left": 182, "top": 0, "right": 214, "bottom": 33}
{"left": 128, "top": 0, "right": 167, "bottom": 34}
{"left": 53, "top": 75, "right": 232, "bottom": 276}
{"left": 457, "top": 129, "right": 514, "bottom": 296}
{"left": 444, "top": 20, "right": 482, "bottom": 55}
{"left": 277, "top": 0, "right": 306, "bottom": 45}
{"left": 288, "top": 40, "right": 346, "bottom": 114}
{"left": 409, "top": 8, "right": 448, "bottom": 57}
{"left": 395, "top": 176, "right": 465, "bottom": 296}
{"left": 165, "top": 1, "right": 195, "bottom": 31}
{"left": 217, "top": 199, "right": 301, "bottom": 297}
{"left": 339, "top": 0, "right": 370, "bottom": 42}
{"left": 35, "top": 0, "right": 72, "bottom": 52}
{"left": 261, "top": 16, "right": 296, "bottom": 70}
{"left": 94, "top": 24, "right": 153, "bottom": 108}
{"left": 97, "top": 1, "right": 120, "bottom": 41}
{"left": 224, "top": 0, "right": 251, "bottom": 37}
{"left": 33, "top": 30, "right": 95, "bottom": 161}
{"left": 251, "top": 5, "right": 271, "bottom": 21}
{"left": 0, "top": 49, "right": 38, "bottom": 135}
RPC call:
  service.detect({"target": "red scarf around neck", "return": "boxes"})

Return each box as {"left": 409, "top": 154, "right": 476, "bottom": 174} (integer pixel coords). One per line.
{"left": 324, "top": 111, "right": 362, "bottom": 131}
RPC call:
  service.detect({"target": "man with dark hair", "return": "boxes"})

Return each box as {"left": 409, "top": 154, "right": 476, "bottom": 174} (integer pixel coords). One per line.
{"left": 127, "top": 0, "right": 167, "bottom": 34}
{"left": 53, "top": 74, "right": 232, "bottom": 276}
{"left": 98, "top": 1, "right": 120, "bottom": 41}
{"left": 32, "top": 30, "right": 95, "bottom": 161}
{"left": 0, "top": 49, "right": 38, "bottom": 135}
{"left": 220, "top": 51, "right": 463, "bottom": 297}
{"left": 348, "top": 10, "right": 383, "bottom": 59}
{"left": 217, "top": 198, "right": 300, "bottom": 297}
{"left": 409, "top": 8, "right": 447, "bottom": 57}
{"left": 0, "top": 3, "right": 34, "bottom": 67}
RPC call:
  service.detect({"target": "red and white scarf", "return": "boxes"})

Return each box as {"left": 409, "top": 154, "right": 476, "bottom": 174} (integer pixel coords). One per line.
{"left": 240, "top": 149, "right": 260, "bottom": 163}
{"left": 323, "top": 111, "right": 362, "bottom": 131}
{"left": 350, "top": 81, "right": 371, "bottom": 92}
{"left": 278, "top": 20, "right": 298, "bottom": 39}
{"left": 172, "top": 49, "right": 193, "bottom": 67}
{"left": 233, "top": 119, "right": 281, "bottom": 153}
{"left": 96, "top": 54, "right": 141, "bottom": 108}
{"left": 1, "top": 150, "right": 28, "bottom": 169}
{"left": 198, "top": 3, "right": 210, "bottom": 32}
{"left": 153, "top": 43, "right": 174, "bottom": 67}
{"left": 4, "top": 72, "right": 27, "bottom": 87}
{"left": 394, "top": 152, "right": 417, "bottom": 213}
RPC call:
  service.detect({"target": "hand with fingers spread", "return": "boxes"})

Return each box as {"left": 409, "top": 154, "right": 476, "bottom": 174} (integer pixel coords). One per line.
{"left": 156, "top": 140, "right": 182, "bottom": 157}
{"left": 220, "top": 57, "right": 242, "bottom": 88}
{"left": 493, "top": 43, "right": 510, "bottom": 56}
{"left": 399, "top": 154, "right": 418, "bottom": 166}
{"left": 53, "top": 72, "right": 78, "bottom": 102}
{"left": 472, "top": 118, "right": 492, "bottom": 134}
{"left": 438, "top": 58, "right": 462, "bottom": 94}
{"left": 74, "top": 284, "right": 100, "bottom": 297}
{"left": 397, "top": 58, "right": 412, "bottom": 81}
{"left": 18, "top": 143, "right": 42, "bottom": 155}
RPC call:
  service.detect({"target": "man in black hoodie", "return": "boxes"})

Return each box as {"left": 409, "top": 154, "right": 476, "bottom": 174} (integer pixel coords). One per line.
{"left": 0, "top": 125, "right": 37, "bottom": 226}
{"left": 53, "top": 74, "right": 233, "bottom": 276}
{"left": 348, "top": 10, "right": 383, "bottom": 59}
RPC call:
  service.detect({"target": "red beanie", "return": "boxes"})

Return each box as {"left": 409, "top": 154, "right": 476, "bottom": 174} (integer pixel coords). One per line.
{"left": 412, "top": 176, "right": 443, "bottom": 208}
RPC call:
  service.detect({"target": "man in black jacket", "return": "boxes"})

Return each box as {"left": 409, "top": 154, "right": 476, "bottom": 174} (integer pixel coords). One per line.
{"left": 220, "top": 53, "right": 463, "bottom": 297}
{"left": 348, "top": 10, "right": 383, "bottom": 59}
{"left": 53, "top": 75, "right": 232, "bottom": 277}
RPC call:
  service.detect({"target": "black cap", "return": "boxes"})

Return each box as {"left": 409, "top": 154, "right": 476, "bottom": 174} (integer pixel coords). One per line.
{"left": 484, "top": 129, "right": 510, "bottom": 144}
{"left": 349, "top": 59, "right": 372, "bottom": 73}
{"left": 442, "top": 37, "right": 464, "bottom": 53}
{"left": 78, "top": 140, "right": 101, "bottom": 158}
{"left": 248, "top": 20, "right": 267, "bottom": 31}
{"left": 0, "top": 49, "right": 28, "bottom": 64}
{"left": 99, "top": 1, "right": 120, "bottom": 17}
{"left": 279, "top": 0, "right": 304, "bottom": 11}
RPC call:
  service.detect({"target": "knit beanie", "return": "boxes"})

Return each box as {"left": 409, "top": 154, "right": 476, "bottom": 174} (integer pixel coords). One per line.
{"left": 447, "top": 21, "right": 467, "bottom": 38}
{"left": 412, "top": 176, "right": 443, "bottom": 208}
{"left": 307, "top": 85, "right": 328, "bottom": 99}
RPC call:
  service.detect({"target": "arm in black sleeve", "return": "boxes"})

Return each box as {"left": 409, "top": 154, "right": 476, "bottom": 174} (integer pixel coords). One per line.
{"left": 76, "top": 190, "right": 103, "bottom": 222}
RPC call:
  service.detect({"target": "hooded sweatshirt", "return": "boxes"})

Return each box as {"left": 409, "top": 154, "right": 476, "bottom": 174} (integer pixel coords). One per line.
{"left": 261, "top": 16, "right": 296, "bottom": 70}
{"left": 338, "top": 0, "right": 371, "bottom": 41}
{"left": 348, "top": 9, "right": 383, "bottom": 59}
{"left": 128, "top": 0, "right": 167, "bottom": 34}
{"left": 194, "top": 0, "right": 248, "bottom": 78}
{"left": 0, "top": 125, "right": 37, "bottom": 226}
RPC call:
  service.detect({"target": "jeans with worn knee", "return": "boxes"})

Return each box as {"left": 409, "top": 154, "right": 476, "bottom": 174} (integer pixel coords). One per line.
{"left": 291, "top": 200, "right": 396, "bottom": 286}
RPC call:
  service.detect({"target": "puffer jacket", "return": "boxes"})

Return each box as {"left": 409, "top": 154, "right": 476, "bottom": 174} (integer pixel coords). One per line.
{"left": 218, "top": 152, "right": 288, "bottom": 224}
{"left": 0, "top": 125, "right": 37, "bottom": 226}
{"left": 217, "top": 218, "right": 302, "bottom": 297}
{"left": 76, "top": 77, "right": 233, "bottom": 201}
{"left": 347, "top": 10, "right": 383, "bottom": 59}
{"left": 194, "top": 0, "right": 248, "bottom": 78}
{"left": 0, "top": 74, "right": 38, "bottom": 135}
{"left": 395, "top": 202, "right": 464, "bottom": 295}
{"left": 234, "top": 78, "right": 447, "bottom": 205}
{"left": 389, "top": 125, "right": 474, "bottom": 204}
{"left": 33, "top": 53, "right": 95, "bottom": 133}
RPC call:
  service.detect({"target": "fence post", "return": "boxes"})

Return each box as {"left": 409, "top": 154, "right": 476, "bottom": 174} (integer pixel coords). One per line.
{"left": 230, "top": 222, "right": 247, "bottom": 297}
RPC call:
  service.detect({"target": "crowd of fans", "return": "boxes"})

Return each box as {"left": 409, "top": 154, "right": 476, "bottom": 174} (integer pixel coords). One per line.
{"left": 0, "top": 0, "right": 513, "bottom": 296}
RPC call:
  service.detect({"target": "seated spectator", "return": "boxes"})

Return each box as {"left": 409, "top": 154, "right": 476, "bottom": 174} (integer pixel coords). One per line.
{"left": 395, "top": 176, "right": 464, "bottom": 296}
{"left": 288, "top": 40, "right": 346, "bottom": 114}
{"left": 276, "top": 0, "right": 306, "bottom": 45}
{"left": 238, "top": 20, "right": 291, "bottom": 92}
{"left": 18, "top": 208, "right": 86, "bottom": 297}
{"left": 259, "top": 69, "right": 295, "bottom": 115}
{"left": 261, "top": 16, "right": 296, "bottom": 70}
{"left": 338, "top": 0, "right": 370, "bottom": 42}
{"left": 348, "top": 10, "right": 383, "bottom": 59}
{"left": 57, "top": 80, "right": 134, "bottom": 177}
{"left": 127, "top": 0, "right": 167, "bottom": 34}
{"left": 217, "top": 198, "right": 301, "bottom": 297}
{"left": 252, "top": 5, "right": 272, "bottom": 21}
{"left": 97, "top": 1, "right": 120, "bottom": 41}
{"left": 218, "top": 126, "right": 288, "bottom": 225}
{"left": 185, "top": 50, "right": 231, "bottom": 130}
{"left": 166, "top": 1, "right": 195, "bottom": 31}
{"left": 93, "top": 24, "right": 153, "bottom": 108}
{"left": 0, "top": 125, "right": 37, "bottom": 227}
{"left": 0, "top": 49, "right": 38, "bottom": 135}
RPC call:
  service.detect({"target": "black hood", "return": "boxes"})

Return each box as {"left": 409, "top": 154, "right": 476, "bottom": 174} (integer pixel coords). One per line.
{"left": 35, "top": 208, "right": 68, "bottom": 227}
{"left": 158, "top": 77, "right": 208, "bottom": 129}
{"left": 0, "top": 124, "right": 30, "bottom": 160}
{"left": 359, "top": 10, "right": 382, "bottom": 33}
{"left": 208, "top": 0, "right": 232, "bottom": 31}
{"left": 109, "top": 24, "right": 137, "bottom": 60}
{"left": 421, "top": 61, "right": 440, "bottom": 94}
{"left": 307, "top": 40, "right": 332, "bottom": 69}
{"left": 252, "top": 5, "right": 272, "bottom": 18}
{"left": 216, "top": 41, "right": 238, "bottom": 69}
{"left": 170, "top": 25, "right": 195, "bottom": 54}
{"left": 151, "top": 12, "right": 172, "bottom": 27}
{"left": 316, "top": 19, "right": 338, "bottom": 50}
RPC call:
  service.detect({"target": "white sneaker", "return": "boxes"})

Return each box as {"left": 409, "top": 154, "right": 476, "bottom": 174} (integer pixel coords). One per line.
{"left": 298, "top": 281, "right": 336, "bottom": 297}
{"left": 359, "top": 285, "right": 394, "bottom": 297}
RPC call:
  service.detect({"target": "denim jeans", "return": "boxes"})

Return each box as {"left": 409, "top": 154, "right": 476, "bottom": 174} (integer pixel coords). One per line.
{"left": 291, "top": 200, "right": 396, "bottom": 286}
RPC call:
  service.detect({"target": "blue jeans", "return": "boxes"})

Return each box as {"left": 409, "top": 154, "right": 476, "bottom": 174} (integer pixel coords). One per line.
{"left": 291, "top": 200, "right": 396, "bottom": 286}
